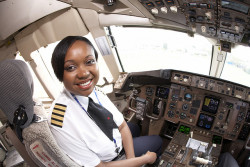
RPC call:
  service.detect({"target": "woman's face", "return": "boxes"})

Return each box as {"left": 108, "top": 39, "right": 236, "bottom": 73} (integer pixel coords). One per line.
{"left": 63, "top": 40, "right": 99, "bottom": 96}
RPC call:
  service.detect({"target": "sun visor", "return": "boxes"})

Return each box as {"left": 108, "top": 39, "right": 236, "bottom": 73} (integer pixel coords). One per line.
{"left": 15, "top": 8, "right": 88, "bottom": 60}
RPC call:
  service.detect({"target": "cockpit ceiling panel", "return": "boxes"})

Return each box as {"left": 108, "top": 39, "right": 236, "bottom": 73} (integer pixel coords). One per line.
{"left": 0, "top": 0, "right": 70, "bottom": 41}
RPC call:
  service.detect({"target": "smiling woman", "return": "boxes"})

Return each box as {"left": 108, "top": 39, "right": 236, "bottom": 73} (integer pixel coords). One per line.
{"left": 62, "top": 40, "right": 99, "bottom": 96}
{"left": 47, "top": 35, "right": 162, "bottom": 167}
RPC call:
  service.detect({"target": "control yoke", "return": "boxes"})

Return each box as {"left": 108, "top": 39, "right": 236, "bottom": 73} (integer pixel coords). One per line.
{"left": 127, "top": 89, "right": 163, "bottom": 120}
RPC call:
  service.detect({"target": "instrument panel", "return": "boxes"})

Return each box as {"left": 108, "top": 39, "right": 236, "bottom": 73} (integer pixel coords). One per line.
{"left": 164, "top": 83, "right": 248, "bottom": 141}
{"left": 116, "top": 69, "right": 250, "bottom": 141}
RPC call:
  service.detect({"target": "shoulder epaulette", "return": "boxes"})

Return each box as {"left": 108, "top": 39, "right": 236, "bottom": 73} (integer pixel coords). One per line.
{"left": 51, "top": 103, "right": 66, "bottom": 128}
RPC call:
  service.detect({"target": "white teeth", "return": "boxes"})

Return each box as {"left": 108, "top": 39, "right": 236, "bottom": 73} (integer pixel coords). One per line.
{"left": 79, "top": 80, "right": 91, "bottom": 86}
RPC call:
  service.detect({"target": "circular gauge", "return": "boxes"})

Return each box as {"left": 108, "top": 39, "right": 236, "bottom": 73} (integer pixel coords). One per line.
{"left": 168, "top": 110, "right": 175, "bottom": 118}
{"left": 146, "top": 87, "right": 154, "bottom": 96}
{"left": 180, "top": 112, "right": 187, "bottom": 119}
{"left": 184, "top": 93, "right": 192, "bottom": 101}
{"left": 182, "top": 103, "right": 189, "bottom": 111}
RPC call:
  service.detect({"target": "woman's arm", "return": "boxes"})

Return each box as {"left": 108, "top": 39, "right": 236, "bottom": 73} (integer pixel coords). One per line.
{"left": 96, "top": 151, "right": 157, "bottom": 167}
{"left": 119, "top": 120, "right": 135, "bottom": 159}
{"left": 95, "top": 120, "right": 157, "bottom": 167}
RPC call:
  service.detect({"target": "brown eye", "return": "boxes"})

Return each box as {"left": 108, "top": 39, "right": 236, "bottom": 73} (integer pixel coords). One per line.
{"left": 65, "top": 65, "right": 76, "bottom": 72}
{"left": 86, "top": 59, "right": 96, "bottom": 65}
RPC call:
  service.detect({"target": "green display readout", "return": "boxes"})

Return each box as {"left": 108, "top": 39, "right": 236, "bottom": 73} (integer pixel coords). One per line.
{"left": 212, "top": 135, "right": 222, "bottom": 145}
{"left": 178, "top": 125, "right": 191, "bottom": 134}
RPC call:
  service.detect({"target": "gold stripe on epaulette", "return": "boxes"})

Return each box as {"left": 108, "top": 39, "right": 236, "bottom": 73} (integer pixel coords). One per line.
{"left": 51, "top": 103, "right": 66, "bottom": 128}
{"left": 51, "top": 114, "right": 64, "bottom": 121}
{"left": 54, "top": 103, "right": 67, "bottom": 111}
{"left": 51, "top": 119, "right": 63, "bottom": 127}
{"left": 52, "top": 109, "right": 65, "bottom": 116}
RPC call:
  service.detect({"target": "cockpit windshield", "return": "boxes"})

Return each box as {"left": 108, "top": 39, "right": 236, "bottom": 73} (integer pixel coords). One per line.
{"left": 221, "top": 45, "right": 250, "bottom": 87}
{"left": 108, "top": 26, "right": 250, "bottom": 87}
{"left": 108, "top": 26, "right": 213, "bottom": 75}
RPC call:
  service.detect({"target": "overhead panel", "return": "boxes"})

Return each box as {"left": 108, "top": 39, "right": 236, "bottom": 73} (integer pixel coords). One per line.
{"left": 138, "top": 0, "right": 250, "bottom": 46}
{"left": 73, "top": 0, "right": 145, "bottom": 17}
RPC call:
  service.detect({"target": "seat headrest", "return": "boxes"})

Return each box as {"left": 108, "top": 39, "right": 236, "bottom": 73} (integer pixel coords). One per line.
{"left": 0, "top": 59, "right": 34, "bottom": 128}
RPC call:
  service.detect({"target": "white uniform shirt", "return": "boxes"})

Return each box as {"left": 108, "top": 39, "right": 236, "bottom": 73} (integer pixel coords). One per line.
{"left": 48, "top": 88, "right": 124, "bottom": 166}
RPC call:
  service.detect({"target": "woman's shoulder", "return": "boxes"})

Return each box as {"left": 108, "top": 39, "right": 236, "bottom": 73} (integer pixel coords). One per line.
{"left": 51, "top": 89, "right": 72, "bottom": 108}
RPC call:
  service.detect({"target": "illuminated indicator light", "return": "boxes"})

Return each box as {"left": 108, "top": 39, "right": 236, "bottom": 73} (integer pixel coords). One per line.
{"left": 146, "top": 2, "right": 155, "bottom": 8}
{"left": 204, "top": 98, "right": 211, "bottom": 106}
{"left": 155, "top": 0, "right": 164, "bottom": 6}
{"left": 221, "top": 30, "right": 226, "bottom": 34}
{"left": 189, "top": 3, "right": 197, "bottom": 8}
{"left": 166, "top": 0, "right": 174, "bottom": 5}
{"left": 200, "top": 3, "right": 207, "bottom": 9}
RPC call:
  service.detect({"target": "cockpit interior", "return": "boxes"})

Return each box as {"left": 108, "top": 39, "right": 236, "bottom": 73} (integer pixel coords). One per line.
{"left": 0, "top": 0, "right": 250, "bottom": 166}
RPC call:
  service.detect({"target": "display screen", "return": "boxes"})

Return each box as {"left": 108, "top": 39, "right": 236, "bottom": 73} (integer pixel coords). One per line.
{"left": 197, "top": 113, "right": 214, "bottom": 129}
{"left": 226, "top": 102, "right": 234, "bottom": 109}
{"left": 202, "top": 96, "right": 220, "bottom": 114}
{"left": 212, "top": 135, "right": 222, "bottom": 145}
{"left": 155, "top": 86, "right": 169, "bottom": 99}
{"left": 221, "top": 0, "right": 249, "bottom": 14}
{"left": 178, "top": 125, "right": 191, "bottom": 134}
{"left": 184, "top": 93, "right": 192, "bottom": 101}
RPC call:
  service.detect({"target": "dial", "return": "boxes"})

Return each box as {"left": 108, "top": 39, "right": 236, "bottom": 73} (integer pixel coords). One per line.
{"left": 182, "top": 103, "right": 189, "bottom": 111}
{"left": 146, "top": 87, "right": 154, "bottom": 96}
{"left": 168, "top": 110, "right": 175, "bottom": 118}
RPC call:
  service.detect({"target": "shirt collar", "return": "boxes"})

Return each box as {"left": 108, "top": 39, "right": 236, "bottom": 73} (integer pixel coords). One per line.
{"left": 64, "top": 87, "right": 97, "bottom": 107}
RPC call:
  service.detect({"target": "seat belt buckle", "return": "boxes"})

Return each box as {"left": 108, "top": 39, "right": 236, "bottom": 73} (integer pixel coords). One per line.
{"left": 33, "top": 114, "right": 47, "bottom": 123}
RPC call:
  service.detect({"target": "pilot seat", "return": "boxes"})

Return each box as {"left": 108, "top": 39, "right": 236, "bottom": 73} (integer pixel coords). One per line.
{"left": 0, "top": 59, "right": 81, "bottom": 167}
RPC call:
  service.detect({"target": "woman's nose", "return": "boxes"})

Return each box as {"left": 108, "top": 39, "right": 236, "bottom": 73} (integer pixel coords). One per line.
{"left": 77, "top": 66, "right": 90, "bottom": 79}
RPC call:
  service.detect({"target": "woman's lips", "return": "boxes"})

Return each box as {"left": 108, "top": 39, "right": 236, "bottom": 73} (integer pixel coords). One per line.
{"left": 77, "top": 79, "right": 93, "bottom": 90}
